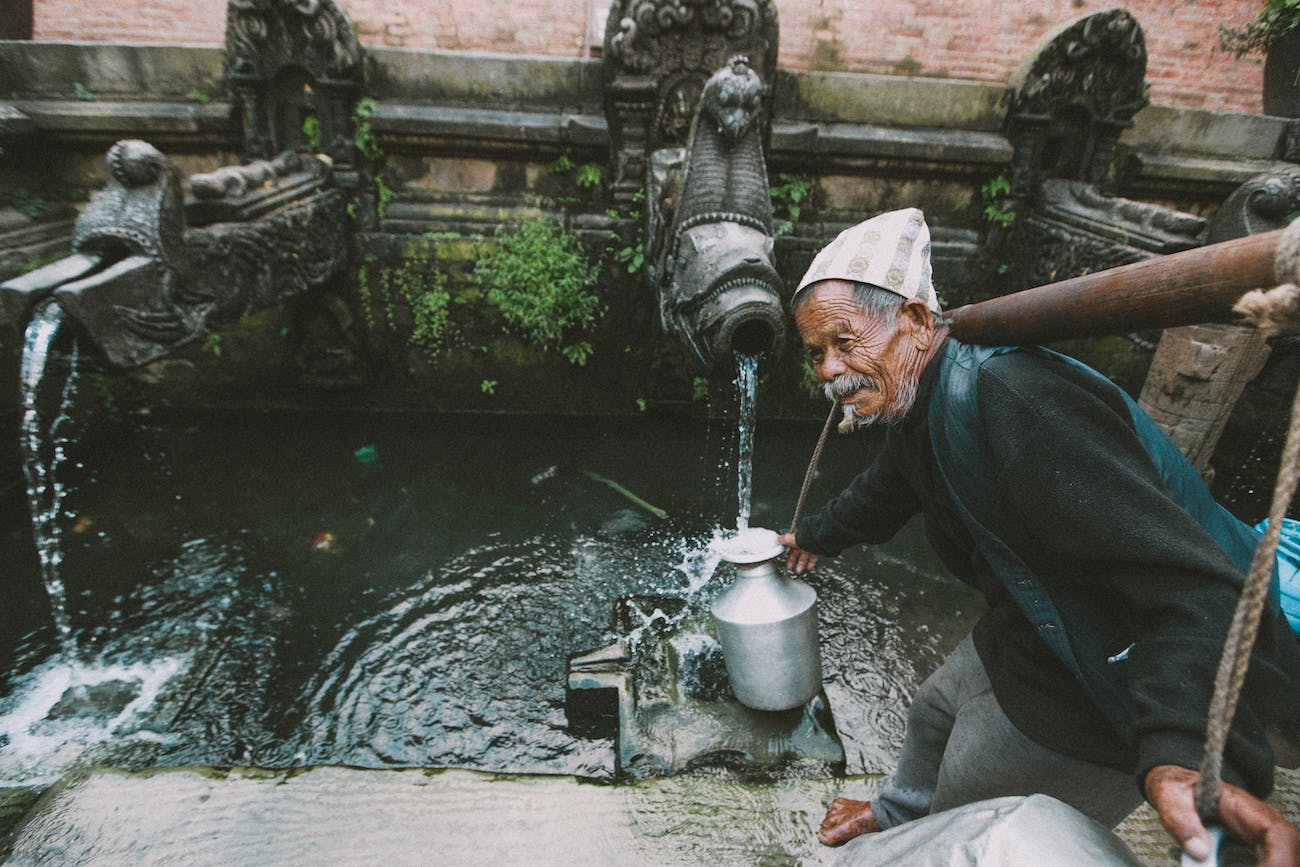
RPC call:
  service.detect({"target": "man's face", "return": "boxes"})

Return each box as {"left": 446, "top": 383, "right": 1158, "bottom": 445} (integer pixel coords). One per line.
{"left": 795, "top": 280, "right": 920, "bottom": 430}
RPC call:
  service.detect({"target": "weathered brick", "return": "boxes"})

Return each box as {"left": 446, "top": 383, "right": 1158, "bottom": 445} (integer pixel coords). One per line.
{"left": 29, "top": 0, "right": 1272, "bottom": 113}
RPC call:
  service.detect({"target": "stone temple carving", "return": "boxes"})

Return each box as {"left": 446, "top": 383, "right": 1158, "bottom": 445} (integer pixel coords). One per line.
{"left": 603, "top": 0, "right": 779, "bottom": 205}
{"left": 647, "top": 56, "right": 785, "bottom": 369}
{"left": 1006, "top": 8, "right": 1149, "bottom": 197}
{"left": 1, "top": 140, "right": 349, "bottom": 369}
{"left": 225, "top": 0, "right": 365, "bottom": 179}
{"left": 996, "top": 10, "right": 1204, "bottom": 293}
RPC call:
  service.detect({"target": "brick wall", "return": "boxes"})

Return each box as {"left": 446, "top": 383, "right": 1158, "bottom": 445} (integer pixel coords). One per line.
{"left": 31, "top": 0, "right": 1269, "bottom": 114}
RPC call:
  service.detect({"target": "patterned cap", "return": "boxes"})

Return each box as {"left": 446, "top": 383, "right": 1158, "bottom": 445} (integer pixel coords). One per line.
{"left": 792, "top": 208, "right": 940, "bottom": 312}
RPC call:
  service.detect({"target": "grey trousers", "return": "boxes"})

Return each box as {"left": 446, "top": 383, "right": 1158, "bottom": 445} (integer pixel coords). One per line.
{"left": 871, "top": 635, "right": 1144, "bottom": 831}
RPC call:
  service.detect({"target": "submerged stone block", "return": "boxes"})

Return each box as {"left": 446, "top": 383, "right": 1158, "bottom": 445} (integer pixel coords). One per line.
{"left": 566, "top": 594, "right": 845, "bottom": 780}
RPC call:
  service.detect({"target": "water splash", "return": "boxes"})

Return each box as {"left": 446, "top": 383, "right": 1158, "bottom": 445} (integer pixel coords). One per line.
{"left": 20, "top": 303, "right": 80, "bottom": 659}
{"left": 734, "top": 353, "right": 760, "bottom": 530}
{"left": 0, "top": 655, "right": 187, "bottom": 786}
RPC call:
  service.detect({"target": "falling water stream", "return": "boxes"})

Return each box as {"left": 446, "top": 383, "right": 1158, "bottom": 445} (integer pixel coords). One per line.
{"left": 19, "top": 303, "right": 79, "bottom": 660}
{"left": 733, "top": 353, "right": 759, "bottom": 531}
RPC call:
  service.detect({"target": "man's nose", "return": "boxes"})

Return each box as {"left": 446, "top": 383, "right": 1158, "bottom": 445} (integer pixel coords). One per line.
{"left": 820, "top": 349, "right": 848, "bottom": 378}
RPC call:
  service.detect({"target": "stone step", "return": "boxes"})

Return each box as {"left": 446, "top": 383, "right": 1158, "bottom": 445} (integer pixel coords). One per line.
{"left": 4, "top": 765, "right": 847, "bottom": 865}
{"left": 7, "top": 764, "right": 1300, "bottom": 865}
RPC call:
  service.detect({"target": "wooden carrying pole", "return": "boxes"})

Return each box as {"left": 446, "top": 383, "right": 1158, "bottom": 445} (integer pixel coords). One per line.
{"left": 948, "top": 227, "right": 1288, "bottom": 346}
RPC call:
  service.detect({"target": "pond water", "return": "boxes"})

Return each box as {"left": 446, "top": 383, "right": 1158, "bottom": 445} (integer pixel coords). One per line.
{"left": 0, "top": 403, "right": 981, "bottom": 787}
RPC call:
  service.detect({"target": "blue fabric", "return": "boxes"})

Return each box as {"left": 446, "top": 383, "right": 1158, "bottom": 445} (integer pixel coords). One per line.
{"left": 1257, "top": 517, "right": 1300, "bottom": 633}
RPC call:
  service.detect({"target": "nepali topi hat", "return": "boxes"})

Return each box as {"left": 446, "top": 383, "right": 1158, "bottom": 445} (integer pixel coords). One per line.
{"left": 792, "top": 207, "right": 940, "bottom": 313}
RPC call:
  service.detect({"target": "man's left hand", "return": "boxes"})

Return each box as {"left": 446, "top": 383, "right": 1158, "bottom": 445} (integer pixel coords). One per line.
{"left": 777, "top": 532, "right": 819, "bottom": 574}
{"left": 1144, "top": 764, "right": 1300, "bottom": 866}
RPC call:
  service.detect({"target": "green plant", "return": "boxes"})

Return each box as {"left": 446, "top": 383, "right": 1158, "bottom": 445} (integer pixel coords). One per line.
{"left": 302, "top": 114, "right": 322, "bottom": 149}
{"left": 358, "top": 247, "right": 454, "bottom": 363}
{"left": 549, "top": 154, "right": 576, "bottom": 173}
{"left": 476, "top": 218, "right": 603, "bottom": 365}
{"left": 375, "top": 173, "right": 395, "bottom": 221}
{"left": 480, "top": 379, "right": 498, "bottom": 395}
{"left": 692, "top": 376, "right": 709, "bottom": 402}
{"left": 980, "top": 175, "right": 1016, "bottom": 228}
{"left": 352, "top": 97, "right": 381, "bottom": 158}
{"left": 1220, "top": 0, "right": 1300, "bottom": 57}
{"left": 9, "top": 188, "right": 47, "bottom": 219}
{"left": 73, "top": 82, "right": 95, "bottom": 101}
{"left": 406, "top": 274, "right": 452, "bottom": 360}
{"left": 800, "top": 358, "right": 822, "bottom": 397}
{"left": 575, "top": 163, "right": 604, "bottom": 189}
{"left": 562, "top": 341, "right": 593, "bottom": 366}
{"left": 187, "top": 90, "right": 212, "bottom": 104}
{"left": 617, "top": 238, "right": 645, "bottom": 274}
{"left": 202, "top": 333, "right": 223, "bottom": 358}
{"left": 771, "top": 173, "right": 813, "bottom": 237}
{"left": 635, "top": 397, "right": 647, "bottom": 412}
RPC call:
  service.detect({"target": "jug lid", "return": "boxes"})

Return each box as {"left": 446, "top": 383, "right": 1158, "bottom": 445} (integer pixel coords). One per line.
{"left": 710, "top": 527, "right": 783, "bottom": 565}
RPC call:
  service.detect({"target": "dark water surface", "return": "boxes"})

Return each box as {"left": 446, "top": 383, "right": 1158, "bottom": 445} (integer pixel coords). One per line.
{"left": 0, "top": 410, "right": 981, "bottom": 785}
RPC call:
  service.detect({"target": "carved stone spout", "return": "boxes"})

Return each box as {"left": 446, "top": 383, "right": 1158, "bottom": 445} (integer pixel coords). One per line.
{"left": 648, "top": 56, "right": 785, "bottom": 370}
{"left": 0, "top": 139, "right": 348, "bottom": 369}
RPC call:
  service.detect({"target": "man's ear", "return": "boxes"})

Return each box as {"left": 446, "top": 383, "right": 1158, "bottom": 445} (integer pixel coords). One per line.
{"left": 899, "top": 298, "right": 933, "bottom": 349}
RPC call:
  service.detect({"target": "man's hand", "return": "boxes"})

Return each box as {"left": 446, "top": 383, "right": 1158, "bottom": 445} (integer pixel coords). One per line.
{"left": 777, "top": 532, "right": 819, "bottom": 574}
{"left": 1144, "top": 764, "right": 1300, "bottom": 866}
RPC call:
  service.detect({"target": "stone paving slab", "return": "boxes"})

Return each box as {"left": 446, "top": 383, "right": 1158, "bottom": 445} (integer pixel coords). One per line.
{"left": 4, "top": 766, "right": 846, "bottom": 866}
{"left": 6, "top": 765, "right": 1300, "bottom": 865}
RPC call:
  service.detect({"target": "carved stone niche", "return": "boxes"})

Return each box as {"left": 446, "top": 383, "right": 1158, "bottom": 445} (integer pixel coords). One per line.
{"left": 602, "top": 0, "right": 779, "bottom": 205}
{"left": 999, "top": 10, "right": 1205, "bottom": 294}
{"left": 225, "top": 0, "right": 365, "bottom": 182}
{"left": 1005, "top": 8, "right": 1149, "bottom": 200}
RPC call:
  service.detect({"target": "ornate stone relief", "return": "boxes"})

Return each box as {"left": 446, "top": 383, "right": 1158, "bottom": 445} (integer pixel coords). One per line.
{"left": 603, "top": 0, "right": 778, "bottom": 203}
{"left": 45, "top": 140, "right": 347, "bottom": 369}
{"left": 225, "top": 0, "right": 364, "bottom": 172}
{"left": 648, "top": 56, "right": 784, "bottom": 368}
{"left": 1006, "top": 9, "right": 1149, "bottom": 196}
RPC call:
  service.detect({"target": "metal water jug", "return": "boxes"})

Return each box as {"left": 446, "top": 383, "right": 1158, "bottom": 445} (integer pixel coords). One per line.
{"left": 710, "top": 527, "right": 822, "bottom": 711}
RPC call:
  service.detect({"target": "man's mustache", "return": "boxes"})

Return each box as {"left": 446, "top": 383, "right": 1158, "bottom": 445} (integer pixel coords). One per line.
{"left": 824, "top": 372, "right": 877, "bottom": 402}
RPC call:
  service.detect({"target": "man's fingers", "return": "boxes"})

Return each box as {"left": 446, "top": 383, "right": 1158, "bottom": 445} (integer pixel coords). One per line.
{"left": 1145, "top": 765, "right": 1214, "bottom": 861}
{"left": 776, "top": 533, "right": 818, "bottom": 574}
{"left": 1216, "top": 783, "right": 1300, "bottom": 867}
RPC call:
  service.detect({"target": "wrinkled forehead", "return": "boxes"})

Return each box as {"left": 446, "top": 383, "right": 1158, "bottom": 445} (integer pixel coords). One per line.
{"left": 794, "top": 282, "right": 888, "bottom": 340}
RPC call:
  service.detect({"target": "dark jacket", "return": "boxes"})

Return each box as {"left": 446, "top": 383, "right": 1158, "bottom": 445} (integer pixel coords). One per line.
{"left": 796, "top": 338, "right": 1300, "bottom": 794}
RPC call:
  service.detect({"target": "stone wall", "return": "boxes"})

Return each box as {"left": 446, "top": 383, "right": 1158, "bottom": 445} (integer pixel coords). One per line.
{"left": 26, "top": 0, "right": 1271, "bottom": 114}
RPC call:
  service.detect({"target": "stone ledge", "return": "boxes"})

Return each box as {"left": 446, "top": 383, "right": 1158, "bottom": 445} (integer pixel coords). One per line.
{"left": 772, "top": 121, "right": 1012, "bottom": 166}
{"left": 12, "top": 99, "right": 235, "bottom": 137}
{"left": 1125, "top": 151, "right": 1294, "bottom": 187}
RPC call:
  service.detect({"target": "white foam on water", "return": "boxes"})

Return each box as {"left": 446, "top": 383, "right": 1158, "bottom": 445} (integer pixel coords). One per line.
{"left": 0, "top": 654, "right": 189, "bottom": 786}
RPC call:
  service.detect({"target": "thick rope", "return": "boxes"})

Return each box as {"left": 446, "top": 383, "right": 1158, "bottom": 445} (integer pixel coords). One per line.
{"left": 790, "top": 401, "right": 840, "bottom": 537}
{"left": 1195, "top": 371, "right": 1300, "bottom": 819}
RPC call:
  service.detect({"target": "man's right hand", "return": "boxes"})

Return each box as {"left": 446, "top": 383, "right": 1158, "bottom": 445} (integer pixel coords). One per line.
{"left": 778, "top": 532, "right": 820, "bottom": 574}
{"left": 1145, "top": 764, "right": 1300, "bottom": 866}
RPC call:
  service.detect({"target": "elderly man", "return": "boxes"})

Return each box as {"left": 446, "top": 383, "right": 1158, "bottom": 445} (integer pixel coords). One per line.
{"left": 776, "top": 208, "right": 1300, "bottom": 863}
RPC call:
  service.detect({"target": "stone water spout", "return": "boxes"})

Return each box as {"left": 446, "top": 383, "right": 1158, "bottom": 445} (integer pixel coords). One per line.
{"left": 0, "top": 139, "right": 348, "bottom": 369}
{"left": 647, "top": 56, "right": 785, "bottom": 370}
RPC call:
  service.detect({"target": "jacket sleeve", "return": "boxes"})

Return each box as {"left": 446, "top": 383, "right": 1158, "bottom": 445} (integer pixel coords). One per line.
{"left": 975, "top": 353, "right": 1287, "bottom": 796}
{"left": 795, "top": 438, "right": 922, "bottom": 556}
